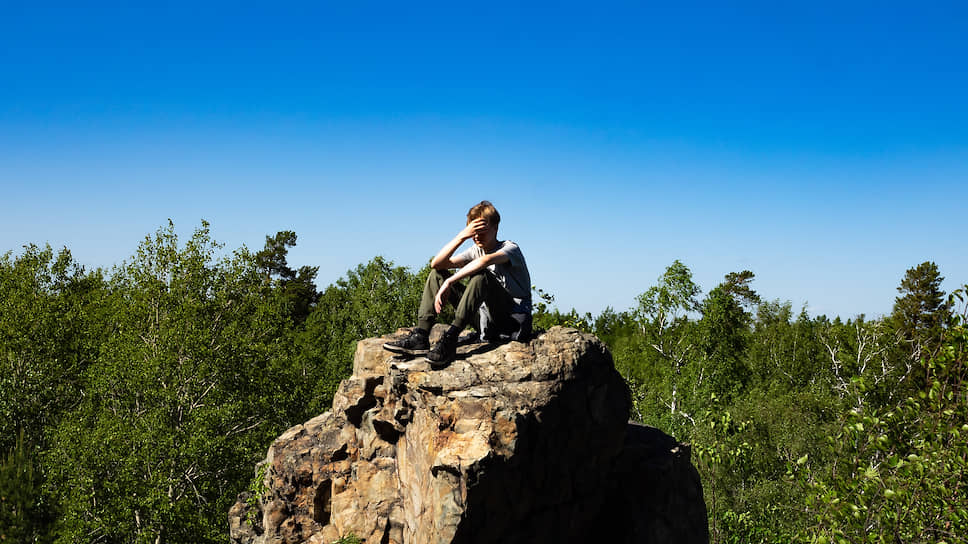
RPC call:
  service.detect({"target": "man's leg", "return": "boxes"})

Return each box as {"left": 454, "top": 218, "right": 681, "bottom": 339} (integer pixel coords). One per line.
{"left": 386, "top": 269, "right": 465, "bottom": 355}
{"left": 417, "top": 269, "right": 466, "bottom": 332}
{"left": 427, "top": 271, "right": 519, "bottom": 367}
{"left": 454, "top": 273, "right": 513, "bottom": 331}
{"left": 471, "top": 273, "right": 528, "bottom": 340}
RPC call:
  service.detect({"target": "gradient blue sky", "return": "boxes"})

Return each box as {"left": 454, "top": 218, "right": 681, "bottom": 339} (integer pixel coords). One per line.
{"left": 2, "top": 1, "right": 966, "bottom": 319}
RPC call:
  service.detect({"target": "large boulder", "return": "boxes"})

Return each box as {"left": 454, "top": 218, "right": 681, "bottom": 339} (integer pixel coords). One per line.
{"left": 229, "top": 326, "right": 708, "bottom": 544}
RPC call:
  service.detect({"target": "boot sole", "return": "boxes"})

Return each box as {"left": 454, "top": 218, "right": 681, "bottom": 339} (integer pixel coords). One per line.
{"left": 382, "top": 343, "right": 429, "bottom": 356}
{"left": 424, "top": 351, "right": 456, "bottom": 369}
{"left": 425, "top": 357, "right": 453, "bottom": 370}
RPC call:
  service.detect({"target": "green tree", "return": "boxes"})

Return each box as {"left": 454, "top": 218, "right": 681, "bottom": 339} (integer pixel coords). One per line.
{"left": 592, "top": 306, "right": 636, "bottom": 347}
{"left": 0, "top": 431, "right": 54, "bottom": 544}
{"left": 0, "top": 244, "right": 110, "bottom": 543}
{"left": 0, "top": 245, "right": 107, "bottom": 452}
{"left": 796, "top": 286, "right": 968, "bottom": 543}
{"left": 619, "top": 260, "right": 702, "bottom": 431}
{"left": 255, "top": 230, "right": 319, "bottom": 324}
{"left": 295, "top": 257, "right": 424, "bottom": 414}
{"left": 635, "top": 259, "right": 702, "bottom": 328}
{"left": 892, "top": 261, "right": 950, "bottom": 372}
{"left": 748, "top": 301, "right": 825, "bottom": 389}
{"left": 817, "top": 315, "right": 910, "bottom": 410}
{"left": 721, "top": 270, "right": 761, "bottom": 309}
{"left": 43, "top": 221, "right": 296, "bottom": 544}
{"left": 698, "top": 271, "right": 759, "bottom": 401}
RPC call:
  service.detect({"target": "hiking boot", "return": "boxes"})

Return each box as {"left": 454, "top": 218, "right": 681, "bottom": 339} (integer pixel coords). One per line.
{"left": 383, "top": 328, "right": 430, "bottom": 355}
{"left": 425, "top": 328, "right": 459, "bottom": 369}
{"left": 458, "top": 331, "right": 480, "bottom": 345}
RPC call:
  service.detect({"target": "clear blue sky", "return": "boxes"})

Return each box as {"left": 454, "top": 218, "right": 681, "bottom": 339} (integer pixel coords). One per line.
{"left": 2, "top": 1, "right": 966, "bottom": 319}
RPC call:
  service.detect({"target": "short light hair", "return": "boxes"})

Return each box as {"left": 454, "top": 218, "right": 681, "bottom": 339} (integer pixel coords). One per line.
{"left": 467, "top": 200, "right": 501, "bottom": 226}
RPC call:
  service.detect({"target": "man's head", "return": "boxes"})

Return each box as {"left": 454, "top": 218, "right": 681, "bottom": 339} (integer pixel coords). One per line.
{"left": 466, "top": 200, "right": 500, "bottom": 228}
{"left": 467, "top": 201, "right": 500, "bottom": 250}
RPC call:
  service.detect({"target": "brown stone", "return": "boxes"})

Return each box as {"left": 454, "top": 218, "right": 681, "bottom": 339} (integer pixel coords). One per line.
{"left": 229, "top": 326, "right": 708, "bottom": 544}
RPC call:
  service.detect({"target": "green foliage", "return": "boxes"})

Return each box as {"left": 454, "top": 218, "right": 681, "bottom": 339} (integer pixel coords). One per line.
{"left": 699, "top": 283, "right": 753, "bottom": 401}
{"left": 331, "top": 533, "right": 362, "bottom": 544}
{"left": 0, "top": 222, "right": 427, "bottom": 544}
{"left": 531, "top": 286, "right": 593, "bottom": 332}
{"left": 817, "top": 316, "right": 911, "bottom": 408}
{"left": 716, "top": 509, "right": 793, "bottom": 544}
{"left": 245, "top": 463, "right": 271, "bottom": 527}
{"left": 635, "top": 259, "right": 701, "bottom": 326}
{"left": 248, "top": 462, "right": 270, "bottom": 501}
{"left": 296, "top": 256, "right": 424, "bottom": 414}
{"left": 592, "top": 306, "right": 636, "bottom": 346}
{"left": 0, "top": 244, "right": 107, "bottom": 452}
{"left": 620, "top": 261, "right": 704, "bottom": 435}
{"left": 747, "top": 301, "right": 826, "bottom": 390}
{"left": 43, "top": 221, "right": 297, "bottom": 543}
{"left": 892, "top": 261, "right": 949, "bottom": 364}
{"left": 612, "top": 261, "right": 963, "bottom": 542}
{"left": 794, "top": 286, "right": 968, "bottom": 544}
{"left": 693, "top": 403, "right": 756, "bottom": 519}
{"left": 720, "top": 270, "right": 761, "bottom": 309}
{"left": 0, "top": 431, "right": 54, "bottom": 544}
{"left": 1, "top": 223, "right": 963, "bottom": 544}
{"left": 255, "top": 230, "right": 320, "bottom": 324}
{"left": 0, "top": 245, "right": 105, "bottom": 544}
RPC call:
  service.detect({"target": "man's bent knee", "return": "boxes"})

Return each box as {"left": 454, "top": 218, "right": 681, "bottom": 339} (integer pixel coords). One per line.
{"left": 465, "top": 272, "right": 486, "bottom": 288}
{"left": 426, "top": 268, "right": 451, "bottom": 288}
{"left": 428, "top": 268, "right": 449, "bottom": 280}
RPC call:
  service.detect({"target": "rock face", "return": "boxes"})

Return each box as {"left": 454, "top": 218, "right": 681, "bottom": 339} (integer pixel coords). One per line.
{"left": 229, "top": 326, "right": 708, "bottom": 544}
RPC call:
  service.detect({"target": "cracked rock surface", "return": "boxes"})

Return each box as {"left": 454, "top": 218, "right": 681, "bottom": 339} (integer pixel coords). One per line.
{"left": 228, "top": 326, "right": 708, "bottom": 544}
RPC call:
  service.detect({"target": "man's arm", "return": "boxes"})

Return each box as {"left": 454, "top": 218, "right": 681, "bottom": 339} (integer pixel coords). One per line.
{"left": 430, "top": 218, "right": 488, "bottom": 270}
{"left": 433, "top": 251, "right": 510, "bottom": 313}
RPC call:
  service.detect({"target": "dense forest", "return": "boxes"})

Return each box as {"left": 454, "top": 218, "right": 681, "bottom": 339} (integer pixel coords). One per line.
{"left": 2, "top": 222, "right": 965, "bottom": 544}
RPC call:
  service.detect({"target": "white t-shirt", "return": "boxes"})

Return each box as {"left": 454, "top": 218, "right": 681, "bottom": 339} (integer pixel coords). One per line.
{"left": 454, "top": 240, "right": 532, "bottom": 314}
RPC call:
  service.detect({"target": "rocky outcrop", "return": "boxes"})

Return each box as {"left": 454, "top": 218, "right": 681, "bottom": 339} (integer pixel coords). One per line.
{"left": 229, "top": 326, "right": 708, "bottom": 544}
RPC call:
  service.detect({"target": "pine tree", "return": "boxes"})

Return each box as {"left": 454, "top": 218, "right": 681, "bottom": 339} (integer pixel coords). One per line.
{"left": 255, "top": 231, "right": 319, "bottom": 324}
{"left": 892, "top": 261, "right": 949, "bottom": 362}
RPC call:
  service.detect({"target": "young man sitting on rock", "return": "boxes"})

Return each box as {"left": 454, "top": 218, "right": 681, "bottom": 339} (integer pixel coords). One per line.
{"left": 384, "top": 200, "right": 532, "bottom": 369}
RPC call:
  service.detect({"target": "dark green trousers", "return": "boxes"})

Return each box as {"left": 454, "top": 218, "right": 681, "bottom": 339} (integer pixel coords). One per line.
{"left": 417, "top": 269, "right": 516, "bottom": 334}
